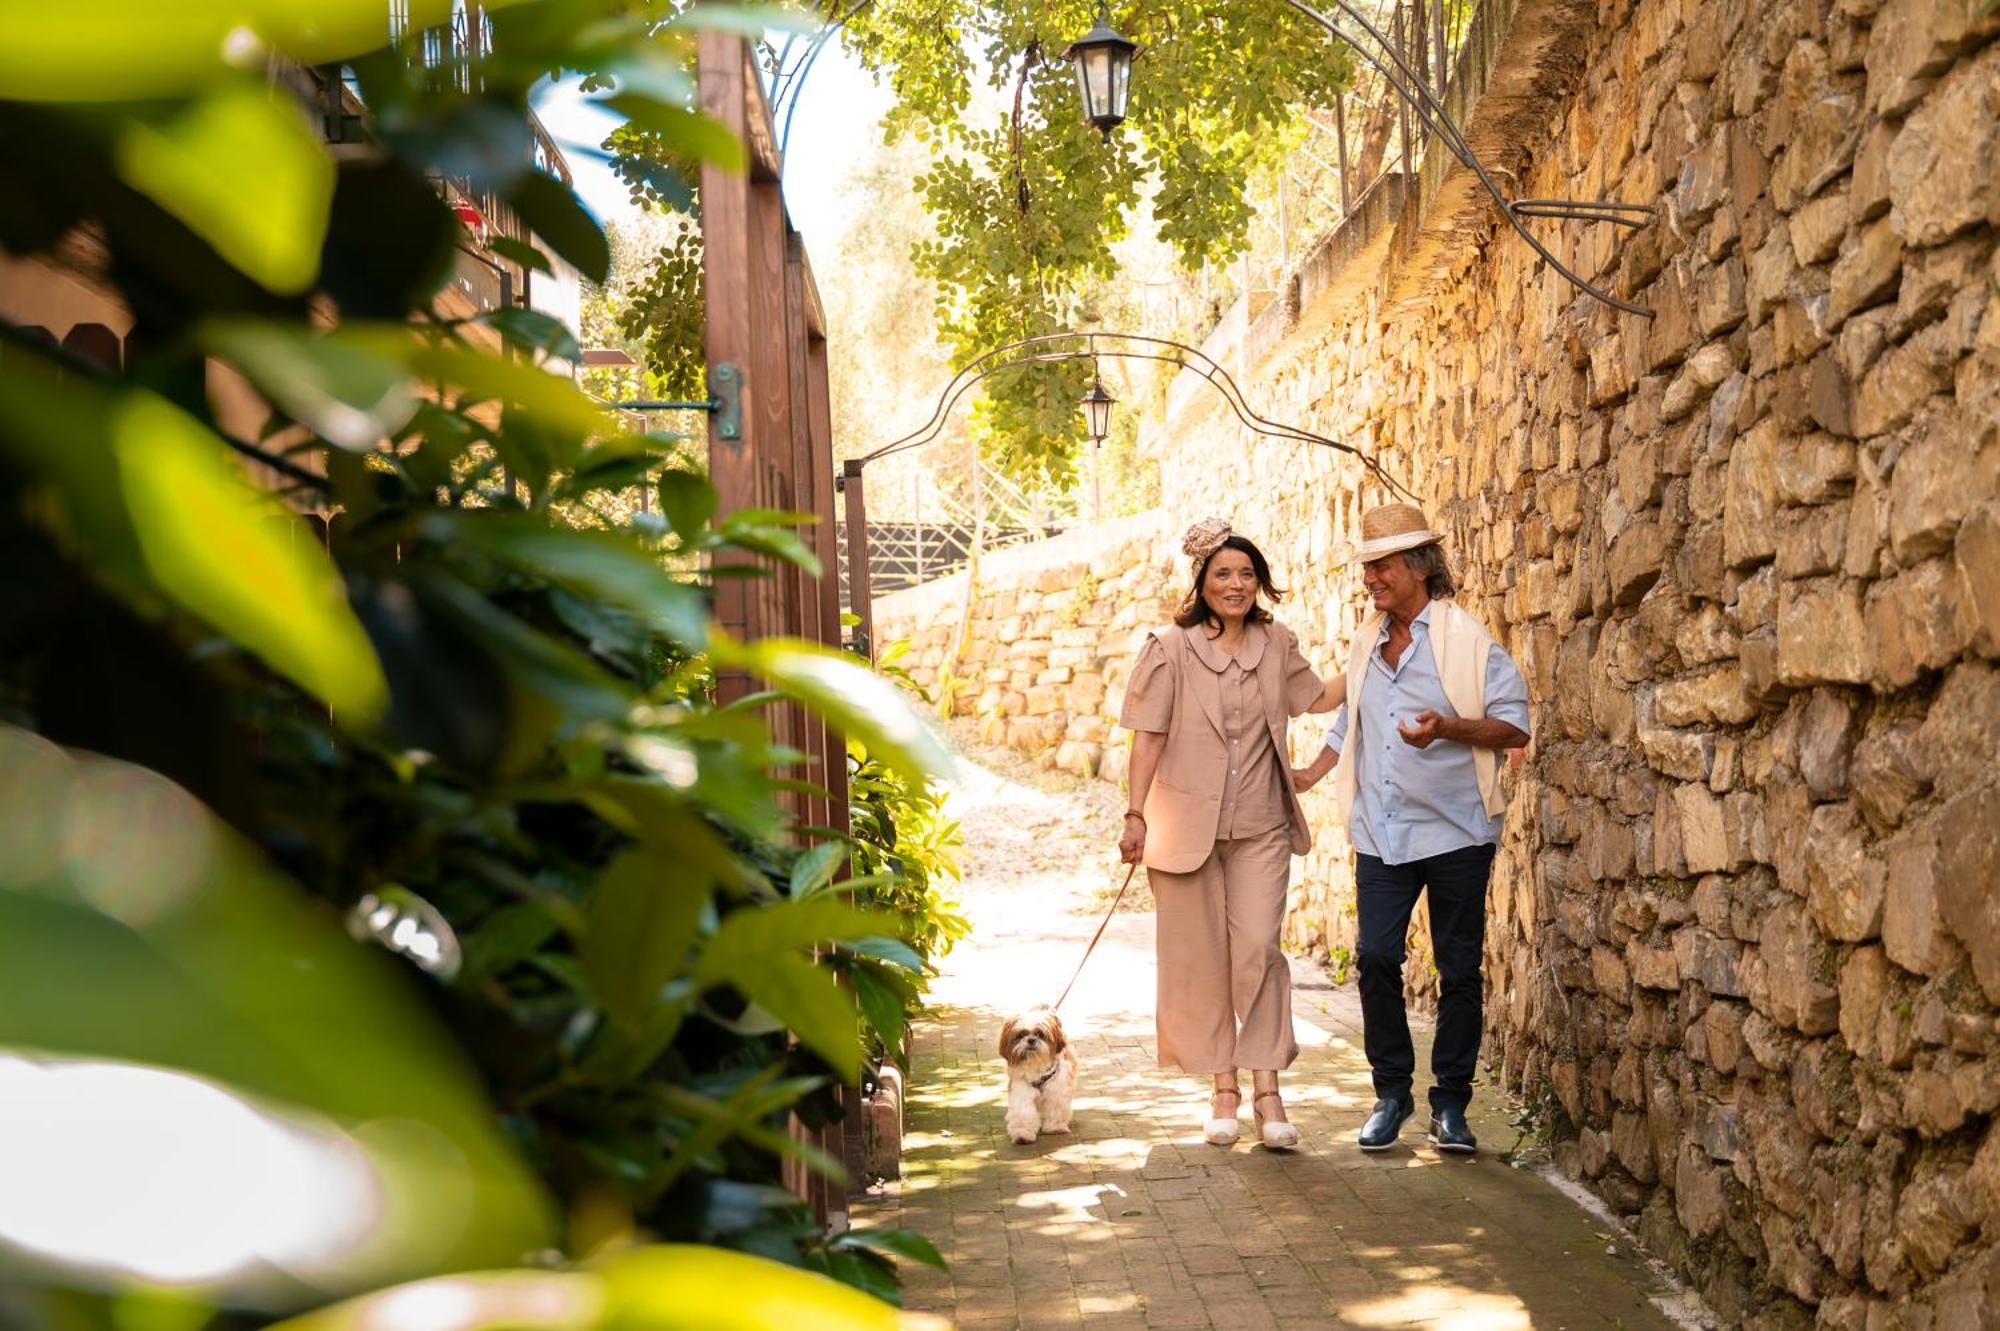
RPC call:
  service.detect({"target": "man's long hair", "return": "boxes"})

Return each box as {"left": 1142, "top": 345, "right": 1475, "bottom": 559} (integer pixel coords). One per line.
{"left": 1174, "top": 534, "right": 1285, "bottom": 633}
{"left": 1401, "top": 542, "right": 1457, "bottom": 599}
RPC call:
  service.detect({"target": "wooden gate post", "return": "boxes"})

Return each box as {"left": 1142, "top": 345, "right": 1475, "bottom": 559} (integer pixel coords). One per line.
{"left": 840, "top": 459, "right": 877, "bottom": 662}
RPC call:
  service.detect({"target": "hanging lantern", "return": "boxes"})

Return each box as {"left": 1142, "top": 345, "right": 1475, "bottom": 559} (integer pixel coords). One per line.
{"left": 1081, "top": 375, "right": 1115, "bottom": 444}
{"left": 1065, "top": 1, "right": 1137, "bottom": 141}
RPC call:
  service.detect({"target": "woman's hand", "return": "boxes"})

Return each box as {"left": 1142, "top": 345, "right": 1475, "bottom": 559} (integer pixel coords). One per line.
{"left": 1119, "top": 812, "right": 1146, "bottom": 864}
{"left": 1291, "top": 745, "right": 1338, "bottom": 792}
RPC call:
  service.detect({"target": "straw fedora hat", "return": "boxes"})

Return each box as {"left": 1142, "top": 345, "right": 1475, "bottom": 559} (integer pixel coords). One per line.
{"left": 1352, "top": 502, "right": 1443, "bottom": 563}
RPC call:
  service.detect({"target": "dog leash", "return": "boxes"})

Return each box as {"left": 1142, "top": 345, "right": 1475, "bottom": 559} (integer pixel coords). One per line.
{"left": 1050, "top": 859, "right": 1141, "bottom": 1014}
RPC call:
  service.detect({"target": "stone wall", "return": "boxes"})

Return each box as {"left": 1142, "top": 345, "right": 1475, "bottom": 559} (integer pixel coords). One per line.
{"left": 1082, "top": 0, "right": 1999, "bottom": 1321}
{"left": 874, "top": 512, "right": 1182, "bottom": 782}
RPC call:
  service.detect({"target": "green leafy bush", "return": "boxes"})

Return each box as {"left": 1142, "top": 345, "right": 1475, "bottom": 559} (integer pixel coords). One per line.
{"left": 0, "top": 3, "right": 950, "bottom": 1325}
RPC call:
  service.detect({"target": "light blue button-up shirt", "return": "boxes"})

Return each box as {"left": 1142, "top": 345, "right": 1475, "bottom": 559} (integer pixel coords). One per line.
{"left": 1322, "top": 602, "right": 1530, "bottom": 866}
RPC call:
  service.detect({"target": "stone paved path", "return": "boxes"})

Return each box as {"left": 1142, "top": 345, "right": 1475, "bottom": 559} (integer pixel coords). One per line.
{"left": 855, "top": 731, "right": 1685, "bottom": 1330}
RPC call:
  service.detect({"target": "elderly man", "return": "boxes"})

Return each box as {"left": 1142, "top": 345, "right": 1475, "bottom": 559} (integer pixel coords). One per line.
{"left": 1293, "top": 503, "right": 1529, "bottom": 1154}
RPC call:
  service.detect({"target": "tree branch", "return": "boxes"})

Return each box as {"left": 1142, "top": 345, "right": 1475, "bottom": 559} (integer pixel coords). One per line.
{"left": 1008, "top": 41, "right": 1039, "bottom": 218}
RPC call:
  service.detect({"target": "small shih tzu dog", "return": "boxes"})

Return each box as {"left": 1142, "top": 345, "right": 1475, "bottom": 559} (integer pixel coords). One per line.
{"left": 998, "top": 1007, "right": 1078, "bottom": 1145}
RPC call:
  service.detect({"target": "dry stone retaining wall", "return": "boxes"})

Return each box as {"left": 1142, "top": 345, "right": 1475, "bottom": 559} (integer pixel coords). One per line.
{"left": 883, "top": 0, "right": 2000, "bottom": 1319}
{"left": 874, "top": 512, "right": 1181, "bottom": 785}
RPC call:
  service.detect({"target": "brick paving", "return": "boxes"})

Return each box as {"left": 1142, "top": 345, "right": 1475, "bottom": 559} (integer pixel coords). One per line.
{"left": 853, "top": 737, "right": 1686, "bottom": 1330}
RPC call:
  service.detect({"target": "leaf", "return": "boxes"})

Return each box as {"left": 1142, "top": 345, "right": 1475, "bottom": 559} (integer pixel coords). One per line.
{"left": 426, "top": 511, "right": 708, "bottom": 649}
{"left": 484, "top": 307, "right": 582, "bottom": 364}
{"left": 488, "top": 234, "right": 554, "bottom": 275}
{"left": 657, "top": 467, "right": 717, "bottom": 543}
{"left": 0, "top": 0, "right": 458, "bottom": 100}
{"left": 710, "top": 637, "right": 950, "bottom": 787}
{"left": 695, "top": 896, "right": 894, "bottom": 984}
{"left": 600, "top": 94, "right": 746, "bottom": 175}
{"left": 848, "top": 965, "right": 905, "bottom": 1059}
{"left": 204, "top": 320, "right": 417, "bottom": 450}
{"left": 600, "top": 1244, "right": 907, "bottom": 1329}
{"left": 0, "top": 732, "right": 552, "bottom": 1296}
{"left": 664, "top": 4, "right": 816, "bottom": 38}
{"left": 693, "top": 896, "right": 896, "bottom": 1077}
{"left": 581, "top": 849, "right": 709, "bottom": 1030}
{"left": 319, "top": 158, "right": 460, "bottom": 318}
{"left": 555, "top": 436, "right": 673, "bottom": 501}
{"left": 104, "top": 391, "right": 386, "bottom": 721}
{"left": 788, "top": 840, "right": 847, "bottom": 896}
{"left": 404, "top": 573, "right": 634, "bottom": 775}
{"left": 646, "top": 1071, "right": 842, "bottom": 1198}
{"left": 507, "top": 169, "right": 610, "bottom": 284}
{"left": 837, "top": 1227, "right": 948, "bottom": 1271}
{"left": 728, "top": 951, "right": 861, "bottom": 1080}
{"left": 721, "top": 507, "right": 817, "bottom": 528}
{"left": 464, "top": 900, "right": 563, "bottom": 980}
{"left": 842, "top": 936, "right": 925, "bottom": 974}
{"left": 376, "top": 335, "right": 617, "bottom": 442}
{"left": 714, "top": 514, "right": 822, "bottom": 577}
{"left": 266, "top": 1244, "right": 904, "bottom": 1331}
{"left": 116, "top": 81, "right": 334, "bottom": 294}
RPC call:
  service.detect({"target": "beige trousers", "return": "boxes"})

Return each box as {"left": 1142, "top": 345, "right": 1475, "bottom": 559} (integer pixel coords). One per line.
{"left": 1150, "top": 825, "right": 1299, "bottom": 1074}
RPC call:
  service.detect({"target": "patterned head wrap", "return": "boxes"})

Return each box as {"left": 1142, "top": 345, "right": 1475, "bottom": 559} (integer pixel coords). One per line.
{"left": 1181, "top": 517, "right": 1234, "bottom": 578}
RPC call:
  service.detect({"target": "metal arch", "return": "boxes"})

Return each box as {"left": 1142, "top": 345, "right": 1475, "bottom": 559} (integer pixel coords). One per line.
{"left": 854, "top": 330, "right": 1422, "bottom": 503}
{"left": 771, "top": 0, "right": 874, "bottom": 164}
{"left": 1276, "top": 0, "right": 1656, "bottom": 318}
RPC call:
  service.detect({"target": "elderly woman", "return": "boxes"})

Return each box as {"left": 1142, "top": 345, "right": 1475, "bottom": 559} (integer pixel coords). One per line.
{"left": 1116, "top": 519, "right": 1344, "bottom": 1149}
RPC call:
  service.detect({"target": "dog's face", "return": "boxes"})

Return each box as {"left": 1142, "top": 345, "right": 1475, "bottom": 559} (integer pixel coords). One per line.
{"left": 997, "top": 1008, "right": 1067, "bottom": 1067}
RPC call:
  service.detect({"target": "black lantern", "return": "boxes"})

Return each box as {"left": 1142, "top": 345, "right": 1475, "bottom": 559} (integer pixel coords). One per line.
{"left": 1064, "top": 1, "right": 1137, "bottom": 141}
{"left": 1081, "top": 374, "right": 1115, "bottom": 444}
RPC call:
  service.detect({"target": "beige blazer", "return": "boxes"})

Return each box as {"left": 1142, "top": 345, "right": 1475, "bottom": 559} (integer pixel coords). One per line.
{"left": 1134, "top": 621, "right": 1320, "bottom": 874}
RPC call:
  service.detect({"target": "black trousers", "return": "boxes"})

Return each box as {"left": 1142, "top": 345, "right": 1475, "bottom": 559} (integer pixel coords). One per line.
{"left": 1354, "top": 843, "right": 1496, "bottom": 1112}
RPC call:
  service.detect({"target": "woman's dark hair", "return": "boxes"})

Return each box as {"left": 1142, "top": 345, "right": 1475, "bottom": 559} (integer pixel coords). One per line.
{"left": 1400, "top": 542, "right": 1457, "bottom": 599}
{"left": 1173, "top": 535, "right": 1286, "bottom": 633}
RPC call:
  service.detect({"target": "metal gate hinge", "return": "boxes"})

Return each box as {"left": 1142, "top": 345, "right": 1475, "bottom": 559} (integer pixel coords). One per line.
{"left": 712, "top": 362, "right": 743, "bottom": 442}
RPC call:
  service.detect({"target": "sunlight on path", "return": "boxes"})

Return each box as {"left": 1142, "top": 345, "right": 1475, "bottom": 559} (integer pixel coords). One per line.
{"left": 858, "top": 730, "right": 1684, "bottom": 1330}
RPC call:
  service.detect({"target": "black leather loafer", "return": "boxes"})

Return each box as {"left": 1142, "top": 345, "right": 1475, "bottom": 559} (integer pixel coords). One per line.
{"left": 1427, "top": 1106, "right": 1478, "bottom": 1154}
{"left": 1357, "top": 1097, "right": 1415, "bottom": 1151}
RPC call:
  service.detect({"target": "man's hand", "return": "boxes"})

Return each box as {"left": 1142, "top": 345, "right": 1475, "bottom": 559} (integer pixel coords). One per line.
{"left": 1396, "top": 711, "right": 1531, "bottom": 751}
{"left": 1290, "top": 767, "right": 1317, "bottom": 793}
{"left": 1397, "top": 710, "right": 1446, "bottom": 748}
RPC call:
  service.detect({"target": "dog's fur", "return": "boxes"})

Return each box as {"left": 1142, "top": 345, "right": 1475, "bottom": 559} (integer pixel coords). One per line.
{"left": 998, "top": 1007, "right": 1078, "bottom": 1145}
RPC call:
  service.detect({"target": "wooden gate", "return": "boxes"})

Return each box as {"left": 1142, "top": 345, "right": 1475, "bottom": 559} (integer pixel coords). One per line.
{"left": 697, "top": 33, "right": 857, "bottom": 1225}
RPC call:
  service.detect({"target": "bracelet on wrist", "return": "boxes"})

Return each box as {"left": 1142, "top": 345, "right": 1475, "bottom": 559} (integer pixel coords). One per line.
{"left": 1124, "top": 809, "right": 1145, "bottom": 822}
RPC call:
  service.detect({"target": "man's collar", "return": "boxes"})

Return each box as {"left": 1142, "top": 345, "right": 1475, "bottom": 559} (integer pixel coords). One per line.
{"left": 1379, "top": 599, "right": 1434, "bottom": 637}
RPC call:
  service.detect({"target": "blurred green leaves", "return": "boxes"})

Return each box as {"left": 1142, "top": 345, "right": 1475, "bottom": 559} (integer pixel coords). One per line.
{"left": 0, "top": 729, "right": 552, "bottom": 1294}
{"left": 0, "top": 1, "right": 965, "bottom": 1320}
{"left": 114, "top": 394, "right": 387, "bottom": 720}
{"left": 116, "top": 82, "right": 335, "bottom": 293}
{"left": 0, "top": 360, "right": 387, "bottom": 722}
{"left": 0, "top": 0, "right": 455, "bottom": 100}
{"left": 205, "top": 321, "right": 418, "bottom": 450}
{"left": 270, "top": 1244, "right": 909, "bottom": 1331}
{"left": 715, "top": 637, "right": 952, "bottom": 786}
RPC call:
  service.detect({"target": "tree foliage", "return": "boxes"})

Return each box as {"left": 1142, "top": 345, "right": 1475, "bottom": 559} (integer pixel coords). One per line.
{"left": 840, "top": 0, "right": 1356, "bottom": 479}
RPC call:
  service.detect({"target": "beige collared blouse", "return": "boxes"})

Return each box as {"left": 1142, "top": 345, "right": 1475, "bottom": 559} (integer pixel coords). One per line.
{"left": 1120, "top": 620, "right": 1325, "bottom": 869}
